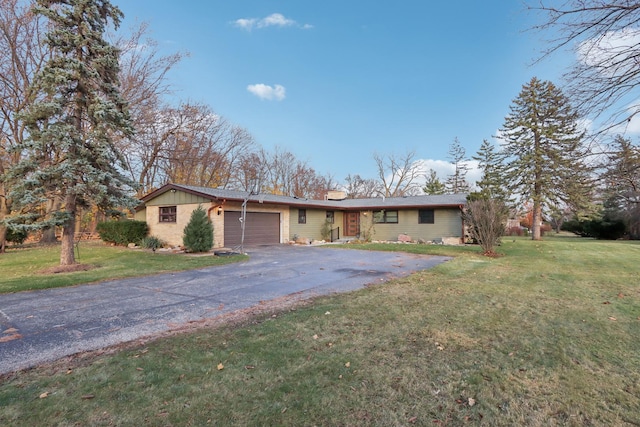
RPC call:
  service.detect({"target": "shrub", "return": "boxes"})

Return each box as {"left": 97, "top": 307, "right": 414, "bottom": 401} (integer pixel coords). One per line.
{"left": 5, "top": 227, "right": 28, "bottom": 245}
{"left": 320, "top": 219, "right": 333, "bottom": 241}
{"left": 463, "top": 198, "right": 508, "bottom": 255}
{"left": 96, "top": 220, "right": 148, "bottom": 246}
{"left": 540, "top": 223, "right": 553, "bottom": 236}
{"left": 140, "top": 236, "right": 164, "bottom": 250}
{"left": 506, "top": 226, "right": 523, "bottom": 237}
{"left": 183, "top": 206, "right": 213, "bottom": 252}
{"left": 562, "top": 217, "right": 627, "bottom": 240}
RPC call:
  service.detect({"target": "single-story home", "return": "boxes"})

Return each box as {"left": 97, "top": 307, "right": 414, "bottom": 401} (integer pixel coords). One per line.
{"left": 136, "top": 183, "right": 468, "bottom": 248}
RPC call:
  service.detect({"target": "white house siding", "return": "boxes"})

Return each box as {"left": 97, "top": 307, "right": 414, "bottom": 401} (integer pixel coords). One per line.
{"left": 369, "top": 208, "right": 462, "bottom": 242}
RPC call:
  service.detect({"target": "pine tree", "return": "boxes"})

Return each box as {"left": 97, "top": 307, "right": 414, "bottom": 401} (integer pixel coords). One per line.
{"left": 183, "top": 206, "right": 214, "bottom": 253}
{"left": 472, "top": 139, "right": 508, "bottom": 202}
{"left": 499, "top": 77, "right": 591, "bottom": 240}
{"left": 7, "top": 0, "right": 137, "bottom": 265}
{"left": 601, "top": 135, "right": 640, "bottom": 238}
{"left": 423, "top": 169, "right": 446, "bottom": 195}
{"left": 444, "top": 138, "right": 471, "bottom": 194}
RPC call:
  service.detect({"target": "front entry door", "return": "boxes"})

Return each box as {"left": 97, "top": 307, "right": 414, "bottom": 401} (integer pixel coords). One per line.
{"left": 345, "top": 212, "right": 360, "bottom": 237}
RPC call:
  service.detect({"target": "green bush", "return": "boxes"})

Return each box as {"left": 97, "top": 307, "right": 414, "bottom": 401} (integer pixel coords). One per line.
{"left": 140, "top": 236, "right": 164, "bottom": 250}
{"left": 96, "top": 220, "right": 148, "bottom": 246}
{"left": 183, "top": 206, "right": 213, "bottom": 252}
{"left": 562, "top": 217, "right": 627, "bottom": 240}
{"left": 5, "top": 227, "right": 28, "bottom": 245}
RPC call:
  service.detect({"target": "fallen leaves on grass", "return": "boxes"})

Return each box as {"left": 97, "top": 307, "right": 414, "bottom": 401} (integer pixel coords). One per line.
{"left": 39, "top": 264, "right": 95, "bottom": 274}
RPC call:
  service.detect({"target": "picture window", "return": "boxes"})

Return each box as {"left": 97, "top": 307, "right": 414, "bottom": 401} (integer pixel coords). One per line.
{"left": 373, "top": 210, "right": 398, "bottom": 224}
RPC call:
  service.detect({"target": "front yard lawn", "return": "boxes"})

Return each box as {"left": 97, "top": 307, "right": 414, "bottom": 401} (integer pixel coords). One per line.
{"left": 0, "top": 241, "right": 246, "bottom": 294}
{"left": 1, "top": 236, "right": 639, "bottom": 426}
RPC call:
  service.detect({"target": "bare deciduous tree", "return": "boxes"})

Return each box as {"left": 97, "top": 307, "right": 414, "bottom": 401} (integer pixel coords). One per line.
{"left": 343, "top": 174, "right": 382, "bottom": 198}
{"left": 532, "top": 1, "right": 640, "bottom": 131}
{"left": 161, "top": 103, "right": 255, "bottom": 189}
{"left": 373, "top": 150, "right": 423, "bottom": 197}
{"left": 112, "top": 22, "right": 187, "bottom": 196}
{"left": 0, "top": 0, "right": 48, "bottom": 251}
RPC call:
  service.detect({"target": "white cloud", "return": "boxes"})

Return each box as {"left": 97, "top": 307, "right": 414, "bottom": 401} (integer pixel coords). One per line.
{"left": 259, "top": 13, "right": 295, "bottom": 28}
{"left": 414, "top": 158, "right": 482, "bottom": 190}
{"left": 247, "top": 83, "right": 286, "bottom": 101}
{"left": 578, "top": 28, "right": 640, "bottom": 76}
{"left": 233, "top": 13, "right": 312, "bottom": 31}
{"left": 233, "top": 18, "right": 257, "bottom": 31}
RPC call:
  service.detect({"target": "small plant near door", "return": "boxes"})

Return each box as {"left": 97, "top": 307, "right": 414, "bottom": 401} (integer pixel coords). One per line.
{"left": 183, "top": 206, "right": 214, "bottom": 252}
{"left": 359, "top": 212, "right": 375, "bottom": 242}
{"left": 320, "top": 219, "right": 333, "bottom": 241}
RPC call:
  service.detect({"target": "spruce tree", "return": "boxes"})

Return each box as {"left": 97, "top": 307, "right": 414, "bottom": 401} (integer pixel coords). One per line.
{"left": 444, "top": 138, "right": 471, "bottom": 194}
{"left": 7, "top": 0, "right": 137, "bottom": 265}
{"left": 499, "top": 77, "right": 591, "bottom": 240}
{"left": 472, "top": 139, "right": 508, "bottom": 202}
{"left": 423, "top": 169, "right": 446, "bottom": 195}
{"left": 183, "top": 206, "right": 214, "bottom": 253}
{"left": 601, "top": 135, "right": 640, "bottom": 238}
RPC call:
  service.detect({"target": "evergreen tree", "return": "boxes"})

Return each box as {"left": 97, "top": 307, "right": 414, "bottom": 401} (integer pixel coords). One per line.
{"left": 183, "top": 205, "right": 214, "bottom": 253}
{"left": 499, "top": 77, "right": 591, "bottom": 240}
{"left": 601, "top": 135, "right": 640, "bottom": 238}
{"left": 444, "top": 138, "right": 471, "bottom": 194}
{"left": 7, "top": 0, "right": 137, "bottom": 265}
{"left": 423, "top": 169, "right": 446, "bottom": 195}
{"left": 472, "top": 139, "right": 508, "bottom": 202}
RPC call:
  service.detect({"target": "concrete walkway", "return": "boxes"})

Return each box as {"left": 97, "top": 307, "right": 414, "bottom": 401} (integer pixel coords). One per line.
{"left": 0, "top": 245, "right": 449, "bottom": 374}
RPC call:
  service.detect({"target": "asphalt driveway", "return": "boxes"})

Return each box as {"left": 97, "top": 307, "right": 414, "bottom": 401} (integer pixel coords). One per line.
{"left": 0, "top": 245, "right": 449, "bottom": 375}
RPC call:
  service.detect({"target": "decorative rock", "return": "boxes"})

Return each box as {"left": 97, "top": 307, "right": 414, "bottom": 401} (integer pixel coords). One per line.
{"left": 127, "top": 243, "right": 137, "bottom": 249}
{"left": 295, "top": 237, "right": 310, "bottom": 245}
{"left": 398, "top": 234, "right": 412, "bottom": 243}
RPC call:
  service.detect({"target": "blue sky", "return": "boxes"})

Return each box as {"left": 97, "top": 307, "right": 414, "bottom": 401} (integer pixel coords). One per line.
{"left": 117, "top": 1, "right": 570, "bottom": 185}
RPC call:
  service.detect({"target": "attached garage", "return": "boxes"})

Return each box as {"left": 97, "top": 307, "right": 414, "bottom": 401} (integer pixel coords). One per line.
{"left": 224, "top": 211, "right": 281, "bottom": 246}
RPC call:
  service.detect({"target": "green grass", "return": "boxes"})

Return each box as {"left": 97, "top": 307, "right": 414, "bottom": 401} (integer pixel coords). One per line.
{"left": 1, "top": 236, "right": 639, "bottom": 426}
{"left": 0, "top": 241, "right": 247, "bottom": 294}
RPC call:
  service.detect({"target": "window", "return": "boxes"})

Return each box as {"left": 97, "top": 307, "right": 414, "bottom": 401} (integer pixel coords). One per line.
{"left": 326, "top": 211, "right": 334, "bottom": 224}
{"left": 159, "top": 206, "right": 177, "bottom": 223}
{"left": 298, "top": 209, "right": 306, "bottom": 224}
{"left": 418, "top": 209, "right": 435, "bottom": 224}
{"left": 373, "top": 210, "right": 398, "bottom": 224}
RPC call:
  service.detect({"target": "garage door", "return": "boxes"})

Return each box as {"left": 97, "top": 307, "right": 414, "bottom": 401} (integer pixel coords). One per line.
{"left": 224, "top": 211, "right": 280, "bottom": 246}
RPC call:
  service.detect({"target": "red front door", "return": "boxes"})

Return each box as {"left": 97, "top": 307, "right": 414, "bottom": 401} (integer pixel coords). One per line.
{"left": 345, "top": 212, "right": 360, "bottom": 237}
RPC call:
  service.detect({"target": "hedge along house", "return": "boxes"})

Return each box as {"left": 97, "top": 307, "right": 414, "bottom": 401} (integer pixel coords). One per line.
{"left": 137, "top": 183, "right": 468, "bottom": 249}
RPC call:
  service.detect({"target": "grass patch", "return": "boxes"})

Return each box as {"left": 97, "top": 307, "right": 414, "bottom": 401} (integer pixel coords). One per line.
{"left": 1, "top": 237, "right": 639, "bottom": 426}
{"left": 0, "top": 241, "right": 247, "bottom": 294}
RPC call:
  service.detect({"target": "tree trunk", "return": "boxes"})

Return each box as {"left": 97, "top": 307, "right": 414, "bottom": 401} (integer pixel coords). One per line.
{"left": 59, "top": 195, "right": 77, "bottom": 265}
{"left": 0, "top": 183, "right": 8, "bottom": 253}
{"left": 40, "top": 197, "right": 61, "bottom": 243}
{"left": 532, "top": 201, "right": 542, "bottom": 241}
{"left": 0, "top": 225, "right": 5, "bottom": 254}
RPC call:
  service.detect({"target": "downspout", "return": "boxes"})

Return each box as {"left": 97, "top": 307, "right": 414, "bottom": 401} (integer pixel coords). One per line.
{"left": 207, "top": 199, "right": 226, "bottom": 219}
{"left": 459, "top": 204, "right": 465, "bottom": 244}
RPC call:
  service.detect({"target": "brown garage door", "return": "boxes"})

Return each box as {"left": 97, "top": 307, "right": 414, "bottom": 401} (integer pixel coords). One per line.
{"left": 224, "top": 211, "right": 280, "bottom": 246}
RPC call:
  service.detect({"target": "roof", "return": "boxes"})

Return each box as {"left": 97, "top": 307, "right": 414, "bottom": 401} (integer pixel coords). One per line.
{"left": 140, "top": 183, "right": 467, "bottom": 210}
